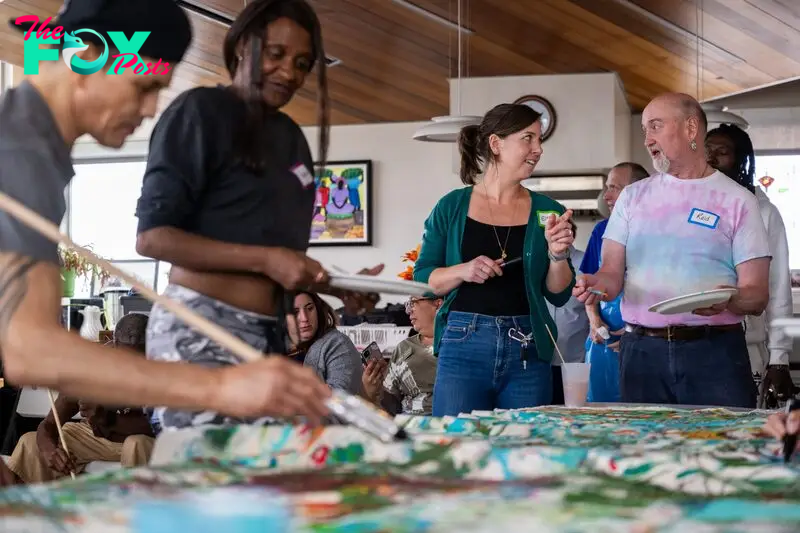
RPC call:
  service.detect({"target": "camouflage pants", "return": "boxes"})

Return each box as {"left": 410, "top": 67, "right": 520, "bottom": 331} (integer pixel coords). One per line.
{"left": 146, "top": 284, "right": 281, "bottom": 431}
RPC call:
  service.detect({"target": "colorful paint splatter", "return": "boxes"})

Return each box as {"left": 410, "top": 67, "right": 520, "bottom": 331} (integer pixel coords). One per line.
{"left": 1, "top": 406, "right": 799, "bottom": 532}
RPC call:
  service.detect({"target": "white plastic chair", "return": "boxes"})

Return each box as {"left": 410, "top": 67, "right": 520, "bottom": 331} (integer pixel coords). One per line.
{"left": 15, "top": 388, "right": 56, "bottom": 418}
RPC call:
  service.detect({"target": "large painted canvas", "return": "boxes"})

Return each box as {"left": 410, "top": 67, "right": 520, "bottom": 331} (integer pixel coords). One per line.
{"left": 1, "top": 406, "right": 799, "bottom": 532}
{"left": 309, "top": 160, "right": 372, "bottom": 247}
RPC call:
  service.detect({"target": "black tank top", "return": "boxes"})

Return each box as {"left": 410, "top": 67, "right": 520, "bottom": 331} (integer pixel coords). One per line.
{"left": 450, "top": 217, "right": 529, "bottom": 317}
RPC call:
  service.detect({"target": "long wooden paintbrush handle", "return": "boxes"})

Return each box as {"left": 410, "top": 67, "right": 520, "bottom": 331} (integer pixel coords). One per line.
{"left": 0, "top": 191, "right": 263, "bottom": 364}
{"left": 46, "top": 390, "right": 75, "bottom": 480}
{"left": 0, "top": 190, "right": 405, "bottom": 444}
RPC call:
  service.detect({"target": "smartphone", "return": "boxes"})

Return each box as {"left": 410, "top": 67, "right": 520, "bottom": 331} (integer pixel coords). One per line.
{"left": 361, "top": 341, "right": 383, "bottom": 366}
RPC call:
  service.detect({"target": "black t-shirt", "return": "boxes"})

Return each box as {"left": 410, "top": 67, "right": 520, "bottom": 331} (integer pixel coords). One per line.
{"left": 0, "top": 81, "right": 74, "bottom": 265}
{"left": 136, "top": 86, "right": 315, "bottom": 251}
{"left": 451, "top": 217, "right": 530, "bottom": 316}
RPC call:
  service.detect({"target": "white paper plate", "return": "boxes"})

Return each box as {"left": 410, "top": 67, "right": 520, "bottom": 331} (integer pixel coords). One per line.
{"left": 329, "top": 274, "right": 433, "bottom": 297}
{"left": 648, "top": 288, "right": 738, "bottom": 315}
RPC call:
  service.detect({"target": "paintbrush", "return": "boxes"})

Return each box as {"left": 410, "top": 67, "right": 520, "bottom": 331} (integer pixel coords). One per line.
{"left": 783, "top": 398, "right": 800, "bottom": 463}
{"left": 0, "top": 190, "right": 408, "bottom": 444}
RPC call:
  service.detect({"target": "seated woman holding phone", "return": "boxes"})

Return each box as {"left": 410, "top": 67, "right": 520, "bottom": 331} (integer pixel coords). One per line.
{"left": 286, "top": 292, "right": 363, "bottom": 395}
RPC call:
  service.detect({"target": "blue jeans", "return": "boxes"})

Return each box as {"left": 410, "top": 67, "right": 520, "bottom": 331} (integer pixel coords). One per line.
{"left": 619, "top": 326, "right": 756, "bottom": 408}
{"left": 432, "top": 312, "right": 553, "bottom": 417}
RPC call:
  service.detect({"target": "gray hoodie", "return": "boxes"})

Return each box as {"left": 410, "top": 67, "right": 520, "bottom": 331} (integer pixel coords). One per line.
{"left": 303, "top": 328, "right": 363, "bottom": 395}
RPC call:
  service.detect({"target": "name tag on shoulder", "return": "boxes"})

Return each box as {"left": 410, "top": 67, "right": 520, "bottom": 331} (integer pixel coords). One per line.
{"left": 537, "top": 210, "right": 558, "bottom": 227}
{"left": 291, "top": 163, "right": 314, "bottom": 188}
{"left": 687, "top": 208, "right": 719, "bottom": 229}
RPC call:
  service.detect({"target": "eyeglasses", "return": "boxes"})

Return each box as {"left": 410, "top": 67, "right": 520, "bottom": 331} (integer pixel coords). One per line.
{"left": 404, "top": 297, "right": 434, "bottom": 314}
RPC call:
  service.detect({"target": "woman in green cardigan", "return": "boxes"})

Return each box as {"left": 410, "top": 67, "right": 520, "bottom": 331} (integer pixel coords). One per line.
{"left": 413, "top": 103, "right": 576, "bottom": 416}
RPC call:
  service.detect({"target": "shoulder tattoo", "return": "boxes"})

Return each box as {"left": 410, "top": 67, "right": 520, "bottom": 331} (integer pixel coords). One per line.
{"left": 0, "top": 254, "right": 39, "bottom": 338}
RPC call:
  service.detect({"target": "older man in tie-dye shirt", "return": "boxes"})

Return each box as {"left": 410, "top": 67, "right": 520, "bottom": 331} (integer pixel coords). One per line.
{"left": 574, "top": 93, "right": 771, "bottom": 408}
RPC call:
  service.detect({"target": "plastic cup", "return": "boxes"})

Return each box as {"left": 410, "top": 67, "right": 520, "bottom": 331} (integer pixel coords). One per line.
{"left": 561, "top": 362, "right": 591, "bottom": 407}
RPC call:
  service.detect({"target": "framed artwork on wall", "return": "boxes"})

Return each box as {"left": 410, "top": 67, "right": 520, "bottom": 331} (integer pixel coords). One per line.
{"left": 309, "top": 159, "right": 373, "bottom": 247}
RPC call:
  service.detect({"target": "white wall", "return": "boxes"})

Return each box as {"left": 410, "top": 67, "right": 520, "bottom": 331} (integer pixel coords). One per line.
{"left": 630, "top": 114, "right": 653, "bottom": 172}
{"left": 452, "top": 73, "right": 632, "bottom": 173}
{"left": 738, "top": 107, "right": 800, "bottom": 151}
{"left": 614, "top": 78, "right": 633, "bottom": 164}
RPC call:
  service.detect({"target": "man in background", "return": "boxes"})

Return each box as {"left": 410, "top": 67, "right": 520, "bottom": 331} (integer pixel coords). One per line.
{"left": 7, "top": 314, "right": 156, "bottom": 483}
{"left": 580, "top": 162, "right": 649, "bottom": 276}
{"left": 575, "top": 93, "right": 770, "bottom": 408}
{"left": 362, "top": 295, "right": 440, "bottom": 415}
{"left": 583, "top": 163, "right": 648, "bottom": 345}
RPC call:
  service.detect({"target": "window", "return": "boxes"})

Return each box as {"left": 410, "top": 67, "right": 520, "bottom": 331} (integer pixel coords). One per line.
{"left": 69, "top": 160, "right": 145, "bottom": 261}
{"left": 66, "top": 160, "right": 170, "bottom": 296}
{"left": 754, "top": 154, "right": 800, "bottom": 271}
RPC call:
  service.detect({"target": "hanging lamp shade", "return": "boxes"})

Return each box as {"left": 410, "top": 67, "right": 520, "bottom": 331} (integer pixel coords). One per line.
{"left": 701, "top": 104, "right": 749, "bottom": 130}
{"left": 412, "top": 115, "right": 482, "bottom": 142}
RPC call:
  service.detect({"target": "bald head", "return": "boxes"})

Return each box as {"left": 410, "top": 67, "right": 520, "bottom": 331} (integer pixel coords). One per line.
{"left": 642, "top": 93, "right": 707, "bottom": 175}
{"left": 648, "top": 93, "right": 707, "bottom": 135}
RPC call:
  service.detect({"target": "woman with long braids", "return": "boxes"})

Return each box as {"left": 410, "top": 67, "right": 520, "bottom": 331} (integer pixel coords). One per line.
{"left": 706, "top": 124, "right": 794, "bottom": 404}
{"left": 135, "top": 0, "right": 333, "bottom": 430}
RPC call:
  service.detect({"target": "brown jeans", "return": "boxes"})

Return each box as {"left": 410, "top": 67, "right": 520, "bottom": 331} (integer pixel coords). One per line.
{"left": 7, "top": 421, "right": 154, "bottom": 484}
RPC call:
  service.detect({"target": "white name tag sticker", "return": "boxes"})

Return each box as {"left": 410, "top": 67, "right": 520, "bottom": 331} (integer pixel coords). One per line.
{"left": 687, "top": 208, "right": 720, "bottom": 229}
{"left": 291, "top": 163, "right": 314, "bottom": 188}
{"left": 537, "top": 210, "right": 558, "bottom": 227}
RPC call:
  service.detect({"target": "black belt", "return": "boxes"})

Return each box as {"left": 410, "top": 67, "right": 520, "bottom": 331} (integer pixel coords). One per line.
{"left": 626, "top": 323, "right": 742, "bottom": 341}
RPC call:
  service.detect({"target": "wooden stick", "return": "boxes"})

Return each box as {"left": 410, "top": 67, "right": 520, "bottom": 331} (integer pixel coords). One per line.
{"left": 0, "top": 190, "right": 405, "bottom": 443}
{"left": 46, "top": 390, "right": 75, "bottom": 480}
{"left": 544, "top": 323, "right": 567, "bottom": 366}
{"left": 0, "top": 192, "right": 263, "bottom": 365}
{"left": 0, "top": 190, "right": 268, "bottom": 471}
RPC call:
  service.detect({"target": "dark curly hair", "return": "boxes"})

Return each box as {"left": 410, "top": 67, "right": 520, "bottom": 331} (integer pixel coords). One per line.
{"left": 113, "top": 313, "right": 148, "bottom": 353}
{"left": 706, "top": 123, "right": 756, "bottom": 193}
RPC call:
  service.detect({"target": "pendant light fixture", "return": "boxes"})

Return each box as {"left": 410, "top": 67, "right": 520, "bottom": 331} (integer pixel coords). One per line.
{"left": 694, "top": 1, "right": 748, "bottom": 130}
{"left": 701, "top": 104, "right": 749, "bottom": 130}
{"left": 413, "top": 0, "right": 481, "bottom": 142}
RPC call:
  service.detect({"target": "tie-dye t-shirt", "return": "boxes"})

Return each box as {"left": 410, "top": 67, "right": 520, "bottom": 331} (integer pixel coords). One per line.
{"left": 602, "top": 171, "right": 770, "bottom": 328}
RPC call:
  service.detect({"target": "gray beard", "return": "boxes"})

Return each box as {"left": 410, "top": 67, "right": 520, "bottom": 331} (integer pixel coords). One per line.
{"left": 652, "top": 156, "right": 670, "bottom": 174}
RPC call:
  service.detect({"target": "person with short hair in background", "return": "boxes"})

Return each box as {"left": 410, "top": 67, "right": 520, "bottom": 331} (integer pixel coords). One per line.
{"left": 7, "top": 314, "right": 156, "bottom": 484}
{"left": 580, "top": 162, "right": 650, "bottom": 277}
{"left": 363, "top": 295, "right": 441, "bottom": 415}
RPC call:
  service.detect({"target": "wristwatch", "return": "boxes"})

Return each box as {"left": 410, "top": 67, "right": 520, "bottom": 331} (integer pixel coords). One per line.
{"left": 548, "top": 249, "right": 570, "bottom": 262}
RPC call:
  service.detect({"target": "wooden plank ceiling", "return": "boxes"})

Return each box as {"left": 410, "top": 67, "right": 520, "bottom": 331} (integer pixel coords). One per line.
{"left": 1, "top": 0, "right": 799, "bottom": 125}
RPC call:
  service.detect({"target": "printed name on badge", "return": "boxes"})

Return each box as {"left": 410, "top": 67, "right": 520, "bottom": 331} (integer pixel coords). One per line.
{"left": 537, "top": 210, "right": 558, "bottom": 227}
{"left": 291, "top": 163, "right": 314, "bottom": 188}
{"left": 687, "top": 208, "right": 720, "bottom": 229}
